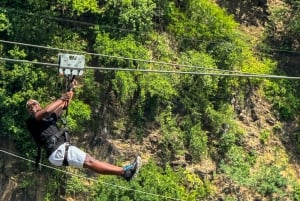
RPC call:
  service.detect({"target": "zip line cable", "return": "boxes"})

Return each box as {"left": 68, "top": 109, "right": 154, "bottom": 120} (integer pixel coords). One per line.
{"left": 1, "top": 7, "right": 300, "bottom": 55}
{"left": 0, "top": 39, "right": 246, "bottom": 74}
{"left": 0, "top": 39, "right": 295, "bottom": 78}
{"left": 0, "top": 149, "right": 185, "bottom": 201}
{"left": 1, "top": 56, "right": 300, "bottom": 79}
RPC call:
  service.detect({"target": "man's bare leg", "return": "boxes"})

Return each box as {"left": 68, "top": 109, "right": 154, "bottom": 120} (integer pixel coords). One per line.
{"left": 83, "top": 154, "right": 124, "bottom": 175}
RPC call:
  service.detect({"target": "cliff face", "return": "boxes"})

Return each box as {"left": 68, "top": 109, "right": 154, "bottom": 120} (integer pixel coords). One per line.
{"left": 1, "top": 89, "right": 297, "bottom": 201}
{"left": 215, "top": 0, "right": 269, "bottom": 26}
{"left": 216, "top": 0, "right": 300, "bottom": 75}
{"left": 0, "top": 136, "right": 39, "bottom": 201}
{"left": 1, "top": 1, "right": 300, "bottom": 201}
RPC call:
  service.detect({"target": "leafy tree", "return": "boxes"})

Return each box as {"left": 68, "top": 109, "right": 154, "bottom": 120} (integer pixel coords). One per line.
{"left": 97, "top": 0, "right": 156, "bottom": 34}
{"left": 167, "top": 0, "right": 238, "bottom": 52}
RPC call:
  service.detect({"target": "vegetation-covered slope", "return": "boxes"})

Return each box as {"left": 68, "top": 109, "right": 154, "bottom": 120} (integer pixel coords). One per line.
{"left": 1, "top": 0, "right": 300, "bottom": 200}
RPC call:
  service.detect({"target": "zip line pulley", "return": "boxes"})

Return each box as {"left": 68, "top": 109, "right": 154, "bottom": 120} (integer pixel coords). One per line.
{"left": 58, "top": 53, "right": 85, "bottom": 76}
{"left": 58, "top": 53, "right": 85, "bottom": 91}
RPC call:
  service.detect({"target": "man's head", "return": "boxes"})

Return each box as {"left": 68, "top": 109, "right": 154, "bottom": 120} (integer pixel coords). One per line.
{"left": 26, "top": 99, "right": 41, "bottom": 113}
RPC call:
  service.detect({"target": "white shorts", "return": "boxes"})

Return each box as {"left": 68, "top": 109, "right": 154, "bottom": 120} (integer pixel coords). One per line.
{"left": 48, "top": 143, "right": 87, "bottom": 168}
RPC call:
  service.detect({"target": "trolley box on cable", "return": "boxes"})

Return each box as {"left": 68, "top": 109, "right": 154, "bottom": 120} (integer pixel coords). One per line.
{"left": 58, "top": 53, "right": 85, "bottom": 76}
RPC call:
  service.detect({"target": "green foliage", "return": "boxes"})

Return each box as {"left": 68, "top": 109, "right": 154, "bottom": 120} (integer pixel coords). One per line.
{"left": 259, "top": 129, "right": 271, "bottom": 144}
{"left": 52, "top": 0, "right": 103, "bottom": 15}
{"left": 19, "top": 173, "right": 37, "bottom": 189}
{"left": 42, "top": 171, "right": 69, "bottom": 201}
{"left": 140, "top": 73, "right": 177, "bottom": 121}
{"left": 184, "top": 170, "right": 215, "bottom": 200}
{"left": 204, "top": 104, "right": 238, "bottom": 134}
{"left": 5, "top": 9, "right": 55, "bottom": 45}
{"left": 289, "top": 14, "right": 300, "bottom": 38}
{"left": 221, "top": 146, "right": 289, "bottom": 198}
{"left": 100, "top": 0, "right": 156, "bottom": 33}
{"left": 189, "top": 123, "right": 208, "bottom": 162}
{"left": 290, "top": 180, "right": 300, "bottom": 201}
{"left": 93, "top": 32, "right": 178, "bottom": 127}
{"left": 141, "top": 74, "right": 177, "bottom": 101}
{"left": 90, "top": 161, "right": 212, "bottom": 201}
{"left": 209, "top": 39, "right": 244, "bottom": 70}
{"left": 144, "top": 32, "right": 178, "bottom": 62}
{"left": 263, "top": 79, "right": 300, "bottom": 120}
{"left": 66, "top": 176, "right": 89, "bottom": 197}
{"left": 251, "top": 165, "right": 288, "bottom": 197}
{"left": 293, "top": 130, "right": 300, "bottom": 150}
{"left": 167, "top": 0, "right": 238, "bottom": 43}
{"left": 93, "top": 33, "right": 147, "bottom": 107}
{"left": 112, "top": 71, "right": 137, "bottom": 104}
{"left": 94, "top": 33, "right": 149, "bottom": 68}
{"left": 44, "top": 193, "right": 52, "bottom": 201}
{"left": 0, "top": 12, "right": 10, "bottom": 31}
{"left": 156, "top": 105, "right": 184, "bottom": 160}
{"left": 220, "top": 145, "right": 256, "bottom": 185}
{"left": 177, "top": 52, "right": 219, "bottom": 120}
{"left": 50, "top": 31, "right": 88, "bottom": 51}
{"left": 66, "top": 100, "right": 91, "bottom": 132}
{"left": 241, "top": 57, "right": 276, "bottom": 75}
{"left": 219, "top": 131, "right": 238, "bottom": 153}
{"left": 0, "top": 47, "right": 46, "bottom": 151}
{"left": 167, "top": 0, "right": 240, "bottom": 66}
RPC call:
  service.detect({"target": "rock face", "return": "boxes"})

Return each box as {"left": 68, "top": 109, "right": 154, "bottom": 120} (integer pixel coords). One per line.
{"left": 0, "top": 92, "right": 298, "bottom": 200}
{"left": 0, "top": 136, "right": 43, "bottom": 201}
{"left": 215, "top": 0, "right": 269, "bottom": 26}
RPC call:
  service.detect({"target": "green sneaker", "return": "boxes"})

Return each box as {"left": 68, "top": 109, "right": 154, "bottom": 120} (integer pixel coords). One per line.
{"left": 123, "top": 155, "right": 142, "bottom": 181}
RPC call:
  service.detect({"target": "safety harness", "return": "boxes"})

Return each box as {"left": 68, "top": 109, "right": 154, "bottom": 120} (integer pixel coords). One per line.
{"left": 49, "top": 127, "right": 70, "bottom": 166}
{"left": 34, "top": 76, "right": 74, "bottom": 169}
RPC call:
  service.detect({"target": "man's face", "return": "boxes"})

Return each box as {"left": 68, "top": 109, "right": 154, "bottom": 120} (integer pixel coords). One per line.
{"left": 26, "top": 100, "right": 42, "bottom": 113}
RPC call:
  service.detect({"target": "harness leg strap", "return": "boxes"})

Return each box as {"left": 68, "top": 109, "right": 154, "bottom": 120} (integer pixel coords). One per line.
{"left": 63, "top": 144, "right": 69, "bottom": 166}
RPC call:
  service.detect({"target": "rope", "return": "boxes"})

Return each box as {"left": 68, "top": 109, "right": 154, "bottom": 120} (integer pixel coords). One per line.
{"left": 0, "top": 149, "right": 185, "bottom": 201}
{"left": 1, "top": 56, "right": 300, "bottom": 79}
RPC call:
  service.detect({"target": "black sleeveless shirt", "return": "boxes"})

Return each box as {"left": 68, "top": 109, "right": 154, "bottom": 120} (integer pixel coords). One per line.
{"left": 26, "top": 113, "right": 65, "bottom": 156}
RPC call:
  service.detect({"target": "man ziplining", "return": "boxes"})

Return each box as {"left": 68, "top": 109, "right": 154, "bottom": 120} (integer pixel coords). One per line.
{"left": 26, "top": 80, "right": 141, "bottom": 181}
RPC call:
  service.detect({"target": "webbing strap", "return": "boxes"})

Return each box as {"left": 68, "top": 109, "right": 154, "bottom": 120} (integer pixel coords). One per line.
{"left": 63, "top": 144, "right": 69, "bottom": 166}
{"left": 54, "top": 127, "right": 68, "bottom": 138}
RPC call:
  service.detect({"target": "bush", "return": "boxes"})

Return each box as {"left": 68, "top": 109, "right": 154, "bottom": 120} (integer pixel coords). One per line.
{"left": 251, "top": 165, "right": 288, "bottom": 197}
{"left": 220, "top": 145, "right": 256, "bottom": 185}
{"left": 189, "top": 123, "right": 208, "bottom": 162}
